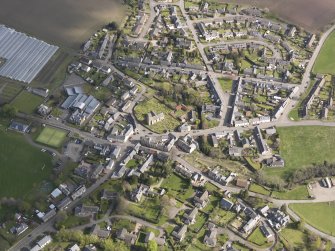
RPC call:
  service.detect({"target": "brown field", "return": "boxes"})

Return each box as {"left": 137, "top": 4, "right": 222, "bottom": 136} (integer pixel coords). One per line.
{"left": 224, "top": 0, "right": 335, "bottom": 32}
{"left": 0, "top": 0, "right": 125, "bottom": 50}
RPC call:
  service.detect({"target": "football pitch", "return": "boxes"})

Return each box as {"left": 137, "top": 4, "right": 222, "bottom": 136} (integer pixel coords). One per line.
{"left": 36, "top": 126, "right": 67, "bottom": 148}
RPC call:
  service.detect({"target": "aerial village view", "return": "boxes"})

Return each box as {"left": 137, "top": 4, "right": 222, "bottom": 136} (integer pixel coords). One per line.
{"left": 1, "top": 0, "right": 335, "bottom": 250}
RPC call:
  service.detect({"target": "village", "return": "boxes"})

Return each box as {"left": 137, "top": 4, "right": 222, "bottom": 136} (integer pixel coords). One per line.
{"left": 1, "top": 0, "right": 335, "bottom": 250}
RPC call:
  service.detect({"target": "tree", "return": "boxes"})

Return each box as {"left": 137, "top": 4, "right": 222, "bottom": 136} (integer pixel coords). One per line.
{"left": 0, "top": 104, "right": 17, "bottom": 118}
{"left": 147, "top": 240, "right": 158, "bottom": 251}
{"left": 106, "top": 21, "right": 119, "bottom": 30}
{"left": 115, "top": 196, "right": 127, "bottom": 214}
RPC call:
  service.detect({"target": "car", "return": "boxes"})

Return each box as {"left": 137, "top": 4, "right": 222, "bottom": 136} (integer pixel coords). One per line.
{"left": 41, "top": 149, "right": 46, "bottom": 152}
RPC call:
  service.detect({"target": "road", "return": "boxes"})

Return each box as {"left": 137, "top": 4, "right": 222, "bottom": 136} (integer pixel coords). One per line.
{"left": 9, "top": 167, "right": 116, "bottom": 251}
{"left": 279, "top": 23, "right": 335, "bottom": 122}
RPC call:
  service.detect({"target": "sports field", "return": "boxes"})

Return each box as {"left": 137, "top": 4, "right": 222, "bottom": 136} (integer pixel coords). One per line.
{"left": 313, "top": 31, "right": 335, "bottom": 74}
{"left": 0, "top": 126, "right": 52, "bottom": 198}
{"left": 265, "top": 126, "right": 335, "bottom": 179}
{"left": 290, "top": 202, "right": 335, "bottom": 236}
{"left": 36, "top": 126, "right": 67, "bottom": 148}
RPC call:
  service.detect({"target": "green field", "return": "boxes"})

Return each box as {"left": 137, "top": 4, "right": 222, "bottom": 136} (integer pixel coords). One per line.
{"left": 0, "top": 127, "right": 53, "bottom": 198}
{"left": 0, "top": 81, "right": 23, "bottom": 104}
{"left": 280, "top": 224, "right": 306, "bottom": 249}
{"left": 272, "top": 185, "right": 309, "bottom": 200}
{"left": 248, "top": 227, "right": 270, "bottom": 247}
{"left": 290, "top": 202, "right": 335, "bottom": 236}
{"left": 249, "top": 184, "right": 271, "bottom": 196}
{"left": 218, "top": 78, "right": 233, "bottom": 92}
{"left": 134, "top": 98, "right": 180, "bottom": 133}
{"left": 265, "top": 126, "right": 335, "bottom": 178}
{"left": 36, "top": 126, "right": 67, "bottom": 148}
{"left": 313, "top": 31, "right": 335, "bottom": 74}
{"left": 161, "top": 173, "right": 195, "bottom": 201}
{"left": 11, "top": 91, "right": 44, "bottom": 114}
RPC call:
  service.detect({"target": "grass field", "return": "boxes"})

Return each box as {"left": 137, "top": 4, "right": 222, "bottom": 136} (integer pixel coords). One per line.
{"left": 11, "top": 91, "right": 43, "bottom": 114}
{"left": 265, "top": 126, "right": 335, "bottom": 179}
{"left": 161, "top": 173, "right": 195, "bottom": 201}
{"left": 134, "top": 98, "right": 180, "bottom": 133}
{"left": 272, "top": 185, "right": 309, "bottom": 200}
{"left": 290, "top": 202, "right": 335, "bottom": 235}
{"left": 0, "top": 80, "right": 23, "bottom": 104}
{"left": 218, "top": 77, "right": 233, "bottom": 92}
{"left": 313, "top": 31, "right": 335, "bottom": 74}
{"left": 249, "top": 184, "right": 271, "bottom": 196}
{"left": 36, "top": 126, "right": 67, "bottom": 148}
{"left": 248, "top": 227, "right": 270, "bottom": 247}
{"left": 0, "top": 127, "right": 53, "bottom": 198}
{"left": 280, "top": 224, "right": 306, "bottom": 249}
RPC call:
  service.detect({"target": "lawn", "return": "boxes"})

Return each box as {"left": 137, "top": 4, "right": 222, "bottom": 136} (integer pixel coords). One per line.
{"left": 280, "top": 224, "right": 306, "bottom": 249}
{"left": 127, "top": 198, "right": 162, "bottom": 224}
{"left": 249, "top": 184, "right": 271, "bottom": 196}
{"left": 218, "top": 77, "right": 233, "bottom": 92}
{"left": 134, "top": 98, "right": 180, "bottom": 133}
{"left": 0, "top": 128, "right": 53, "bottom": 198}
{"left": 272, "top": 185, "right": 309, "bottom": 200}
{"left": 265, "top": 126, "right": 335, "bottom": 179}
{"left": 313, "top": 31, "right": 335, "bottom": 74}
{"left": 290, "top": 202, "right": 335, "bottom": 236}
{"left": 248, "top": 227, "right": 270, "bottom": 247}
{"left": 36, "top": 126, "right": 68, "bottom": 148}
{"left": 11, "top": 91, "right": 44, "bottom": 114}
{"left": 161, "top": 173, "right": 195, "bottom": 201}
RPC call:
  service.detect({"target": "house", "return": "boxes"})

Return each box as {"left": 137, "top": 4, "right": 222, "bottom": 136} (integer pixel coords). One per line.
{"left": 130, "top": 184, "right": 149, "bottom": 202}
{"left": 91, "top": 224, "right": 110, "bottom": 238}
{"left": 243, "top": 215, "right": 261, "bottom": 234}
{"left": 39, "top": 209, "right": 56, "bottom": 222}
{"left": 183, "top": 208, "right": 198, "bottom": 225}
{"left": 31, "top": 235, "right": 52, "bottom": 251}
{"left": 211, "top": 135, "right": 218, "bottom": 147}
{"left": 75, "top": 205, "right": 99, "bottom": 217}
{"left": 71, "top": 185, "right": 86, "bottom": 200}
{"left": 179, "top": 123, "right": 191, "bottom": 132}
{"left": 56, "top": 197, "right": 72, "bottom": 210}
{"left": 193, "top": 190, "right": 209, "bottom": 208}
{"left": 203, "top": 228, "right": 217, "bottom": 247}
{"left": 116, "top": 228, "right": 137, "bottom": 245}
{"left": 228, "top": 146, "right": 243, "bottom": 157}
{"left": 50, "top": 188, "right": 62, "bottom": 199}
{"left": 260, "top": 225, "right": 272, "bottom": 238}
{"left": 37, "top": 104, "right": 51, "bottom": 116}
{"left": 267, "top": 208, "right": 290, "bottom": 230}
{"left": 9, "top": 121, "right": 30, "bottom": 133}
{"left": 68, "top": 244, "right": 80, "bottom": 251}
{"left": 13, "top": 223, "right": 28, "bottom": 235}
{"left": 67, "top": 244, "right": 80, "bottom": 251}
{"left": 101, "top": 189, "right": 118, "bottom": 200}
{"left": 265, "top": 155, "right": 285, "bottom": 168}
{"left": 254, "top": 126, "right": 269, "bottom": 155}
{"left": 172, "top": 225, "right": 187, "bottom": 241}
{"left": 146, "top": 111, "right": 164, "bottom": 125}
{"left": 236, "top": 178, "right": 249, "bottom": 189}
{"left": 176, "top": 134, "right": 198, "bottom": 153}
{"left": 220, "top": 198, "right": 233, "bottom": 210}
{"left": 144, "top": 232, "right": 155, "bottom": 243}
